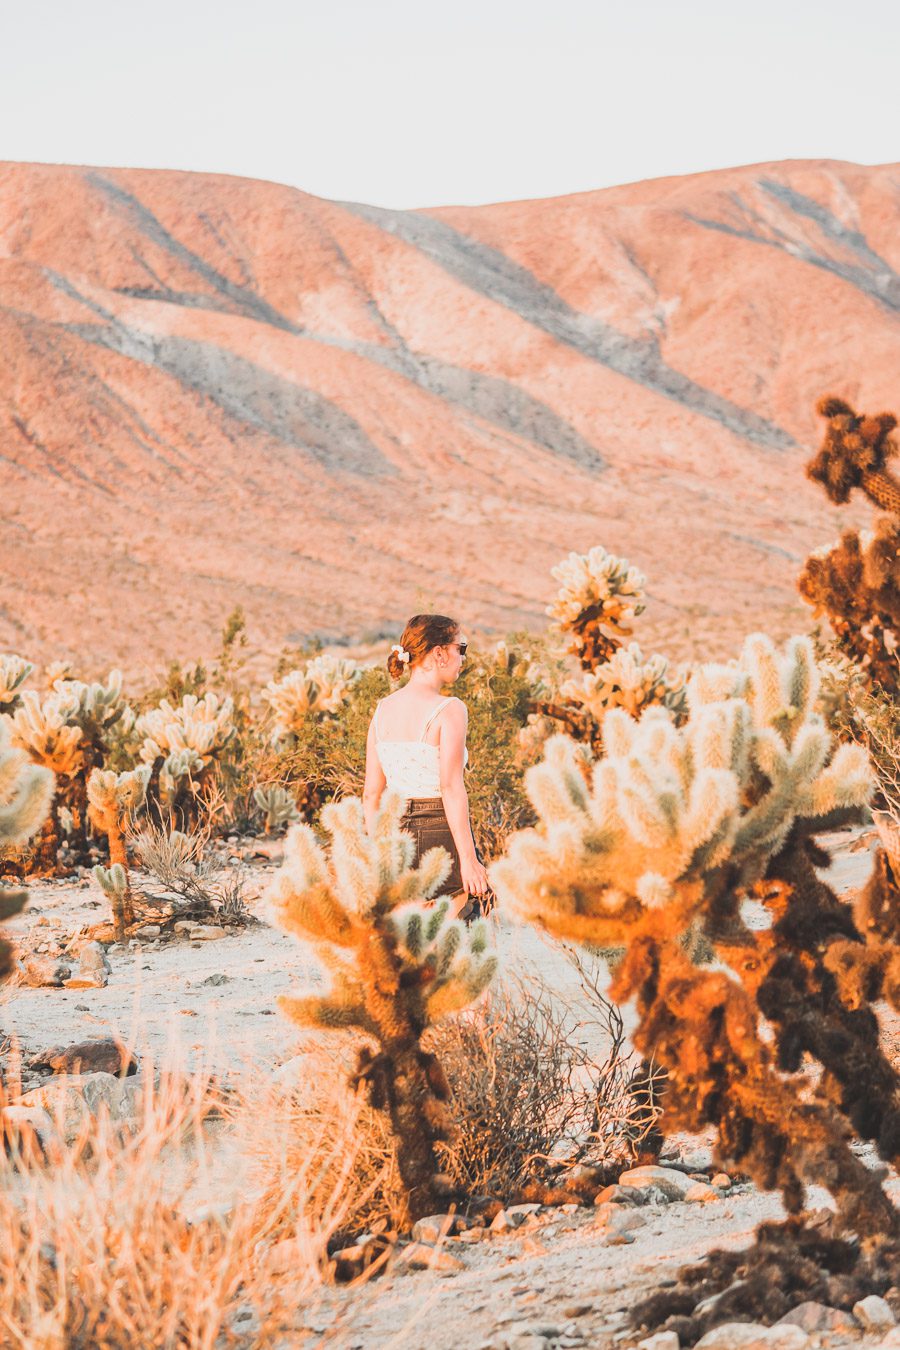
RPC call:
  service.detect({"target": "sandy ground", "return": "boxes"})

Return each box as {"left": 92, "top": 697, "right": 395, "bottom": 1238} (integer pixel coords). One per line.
{"left": 2, "top": 825, "right": 898, "bottom": 1349}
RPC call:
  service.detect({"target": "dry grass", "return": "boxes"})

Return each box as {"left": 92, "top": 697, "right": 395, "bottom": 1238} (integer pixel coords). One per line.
{"left": 0, "top": 1054, "right": 380, "bottom": 1348}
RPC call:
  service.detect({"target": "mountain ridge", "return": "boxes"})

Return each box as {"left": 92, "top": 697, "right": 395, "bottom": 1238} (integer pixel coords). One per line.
{"left": 2, "top": 156, "right": 897, "bottom": 675}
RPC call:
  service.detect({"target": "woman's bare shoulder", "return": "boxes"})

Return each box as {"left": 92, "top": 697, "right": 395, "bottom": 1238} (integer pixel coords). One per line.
{"left": 443, "top": 696, "right": 468, "bottom": 719}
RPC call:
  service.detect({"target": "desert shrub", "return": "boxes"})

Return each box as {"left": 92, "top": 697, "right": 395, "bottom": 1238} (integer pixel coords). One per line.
{"left": 0, "top": 1063, "right": 370, "bottom": 1346}
{"left": 491, "top": 630, "right": 900, "bottom": 1334}
{"left": 0, "top": 720, "right": 53, "bottom": 976}
{"left": 130, "top": 819, "right": 250, "bottom": 925}
{"left": 429, "top": 966, "right": 653, "bottom": 1199}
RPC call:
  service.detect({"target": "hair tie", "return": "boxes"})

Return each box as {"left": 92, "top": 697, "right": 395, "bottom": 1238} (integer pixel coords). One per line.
{"left": 391, "top": 643, "right": 410, "bottom": 664}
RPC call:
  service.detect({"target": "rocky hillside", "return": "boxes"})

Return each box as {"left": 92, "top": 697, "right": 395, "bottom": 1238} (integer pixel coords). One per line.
{"left": 1, "top": 157, "right": 897, "bottom": 674}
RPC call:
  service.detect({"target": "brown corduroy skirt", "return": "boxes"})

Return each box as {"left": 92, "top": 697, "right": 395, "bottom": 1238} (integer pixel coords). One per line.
{"left": 400, "top": 797, "right": 493, "bottom": 916}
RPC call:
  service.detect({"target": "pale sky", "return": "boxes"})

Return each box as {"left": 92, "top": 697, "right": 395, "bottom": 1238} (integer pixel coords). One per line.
{"left": 4, "top": 0, "right": 899, "bottom": 209}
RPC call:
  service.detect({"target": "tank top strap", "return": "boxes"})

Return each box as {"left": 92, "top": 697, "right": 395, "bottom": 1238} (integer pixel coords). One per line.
{"left": 373, "top": 698, "right": 385, "bottom": 742}
{"left": 420, "top": 696, "right": 454, "bottom": 741}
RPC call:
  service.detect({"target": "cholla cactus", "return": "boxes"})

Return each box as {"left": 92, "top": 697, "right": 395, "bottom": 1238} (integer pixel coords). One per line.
{"left": 87, "top": 767, "right": 150, "bottom": 937}
{"left": 0, "top": 720, "right": 53, "bottom": 978}
{"left": 492, "top": 632, "right": 900, "bottom": 1265}
{"left": 560, "top": 643, "right": 687, "bottom": 732}
{"left": 136, "top": 693, "right": 235, "bottom": 829}
{"left": 0, "top": 654, "right": 33, "bottom": 712}
{"left": 548, "top": 546, "right": 646, "bottom": 670}
{"left": 252, "top": 785, "right": 301, "bottom": 834}
{"left": 801, "top": 397, "right": 900, "bottom": 695}
{"left": 268, "top": 793, "right": 497, "bottom": 1222}
{"left": 91, "top": 863, "right": 130, "bottom": 938}
{"left": 262, "top": 654, "right": 364, "bottom": 742}
{"left": 807, "top": 395, "right": 900, "bottom": 513}
{"left": 800, "top": 520, "right": 900, "bottom": 693}
{"left": 7, "top": 670, "right": 131, "bottom": 869}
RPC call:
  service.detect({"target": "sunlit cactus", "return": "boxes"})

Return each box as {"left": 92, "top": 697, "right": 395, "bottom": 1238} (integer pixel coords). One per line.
{"left": 87, "top": 767, "right": 150, "bottom": 938}
{"left": 491, "top": 632, "right": 900, "bottom": 1266}
{"left": 268, "top": 792, "right": 497, "bottom": 1223}
{"left": 560, "top": 642, "right": 687, "bottom": 733}
{"left": 0, "top": 719, "right": 53, "bottom": 978}
{"left": 252, "top": 785, "right": 301, "bottom": 834}
{"left": 7, "top": 670, "right": 131, "bottom": 870}
{"left": 136, "top": 693, "right": 235, "bottom": 829}
{"left": 0, "top": 654, "right": 33, "bottom": 713}
{"left": 547, "top": 545, "right": 646, "bottom": 670}
{"left": 261, "top": 654, "right": 365, "bottom": 742}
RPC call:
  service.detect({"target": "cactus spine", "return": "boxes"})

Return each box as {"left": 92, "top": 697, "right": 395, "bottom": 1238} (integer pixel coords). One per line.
{"left": 267, "top": 793, "right": 497, "bottom": 1223}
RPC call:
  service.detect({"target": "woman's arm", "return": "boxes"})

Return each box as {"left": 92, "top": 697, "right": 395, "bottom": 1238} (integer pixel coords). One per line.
{"left": 439, "top": 699, "right": 489, "bottom": 895}
{"left": 362, "top": 714, "right": 387, "bottom": 834}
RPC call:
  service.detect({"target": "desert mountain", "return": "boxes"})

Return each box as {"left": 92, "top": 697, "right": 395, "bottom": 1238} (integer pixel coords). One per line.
{"left": 1, "top": 157, "right": 896, "bottom": 677}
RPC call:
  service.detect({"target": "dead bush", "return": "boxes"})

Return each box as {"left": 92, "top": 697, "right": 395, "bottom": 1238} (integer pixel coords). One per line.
{"left": 428, "top": 962, "right": 656, "bottom": 1200}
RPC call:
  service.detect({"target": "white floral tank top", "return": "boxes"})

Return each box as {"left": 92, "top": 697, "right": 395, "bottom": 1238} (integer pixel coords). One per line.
{"left": 374, "top": 696, "right": 468, "bottom": 798}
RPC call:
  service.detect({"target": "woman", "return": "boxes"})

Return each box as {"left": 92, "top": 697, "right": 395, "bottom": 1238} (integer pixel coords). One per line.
{"left": 362, "top": 613, "right": 491, "bottom": 919}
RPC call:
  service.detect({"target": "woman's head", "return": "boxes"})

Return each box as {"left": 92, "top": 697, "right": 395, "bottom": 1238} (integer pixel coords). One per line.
{"left": 387, "top": 614, "right": 467, "bottom": 682}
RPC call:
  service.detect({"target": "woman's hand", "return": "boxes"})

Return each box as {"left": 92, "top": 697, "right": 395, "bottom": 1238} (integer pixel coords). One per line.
{"left": 460, "top": 855, "right": 490, "bottom": 897}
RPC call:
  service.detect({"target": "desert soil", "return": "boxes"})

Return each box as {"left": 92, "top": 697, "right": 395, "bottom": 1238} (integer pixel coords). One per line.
{"left": 2, "top": 825, "right": 897, "bottom": 1350}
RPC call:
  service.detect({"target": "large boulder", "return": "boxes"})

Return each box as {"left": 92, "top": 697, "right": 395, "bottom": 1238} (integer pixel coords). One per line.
{"left": 18, "top": 1072, "right": 146, "bottom": 1143}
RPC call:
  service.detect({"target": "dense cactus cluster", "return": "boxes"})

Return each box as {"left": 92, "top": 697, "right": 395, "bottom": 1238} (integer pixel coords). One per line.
{"left": 800, "top": 397, "right": 900, "bottom": 692}
{"left": 268, "top": 792, "right": 497, "bottom": 1222}
{"left": 547, "top": 545, "right": 646, "bottom": 670}
{"left": 0, "top": 719, "right": 53, "bottom": 977}
{"left": 5, "top": 670, "right": 131, "bottom": 869}
{"left": 490, "top": 631, "right": 900, "bottom": 1324}
{"left": 135, "top": 692, "right": 235, "bottom": 827}
{"left": 560, "top": 643, "right": 686, "bottom": 730}
{"left": 261, "top": 654, "right": 365, "bottom": 743}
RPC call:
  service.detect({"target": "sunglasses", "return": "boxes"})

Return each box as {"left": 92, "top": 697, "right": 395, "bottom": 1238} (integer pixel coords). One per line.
{"left": 454, "top": 642, "right": 468, "bottom": 657}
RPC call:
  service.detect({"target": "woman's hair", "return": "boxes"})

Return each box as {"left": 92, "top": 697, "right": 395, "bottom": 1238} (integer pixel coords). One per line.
{"left": 387, "top": 613, "right": 459, "bottom": 680}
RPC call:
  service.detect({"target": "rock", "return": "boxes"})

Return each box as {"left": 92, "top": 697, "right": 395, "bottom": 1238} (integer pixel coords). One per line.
{"left": 638, "top": 1334, "right": 680, "bottom": 1350}
{"left": 711, "top": 1172, "right": 733, "bottom": 1189}
{"left": 188, "top": 925, "right": 227, "bottom": 941}
{"left": 880, "top": 1330, "right": 900, "bottom": 1349}
{"left": 135, "top": 924, "right": 161, "bottom": 940}
{"left": 75, "top": 945, "right": 109, "bottom": 983}
{"left": 618, "top": 1165, "right": 696, "bottom": 1201}
{"left": 200, "top": 972, "right": 230, "bottom": 987}
{"left": 62, "top": 973, "right": 107, "bottom": 989}
{"left": 28, "top": 1037, "right": 137, "bottom": 1077}
{"left": 684, "top": 1182, "right": 719, "bottom": 1203}
{"left": 412, "top": 1214, "right": 457, "bottom": 1243}
{"left": 854, "top": 1296, "right": 897, "bottom": 1333}
{"left": 678, "top": 1146, "right": 715, "bottom": 1171}
{"left": 18, "top": 1072, "right": 147, "bottom": 1144}
{"left": 458, "top": 1226, "right": 486, "bottom": 1243}
{"left": 593, "top": 1204, "right": 644, "bottom": 1236}
{"left": 395, "top": 1242, "right": 464, "bottom": 1272}
{"left": 594, "top": 1184, "right": 644, "bottom": 1207}
{"left": 2, "top": 1104, "right": 54, "bottom": 1153}
{"left": 506, "top": 1203, "right": 541, "bottom": 1219}
{"left": 694, "top": 1324, "right": 809, "bottom": 1350}
{"left": 776, "top": 1303, "right": 857, "bottom": 1334}
{"left": 562, "top": 1304, "right": 594, "bottom": 1320}
{"left": 21, "top": 956, "right": 71, "bottom": 987}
